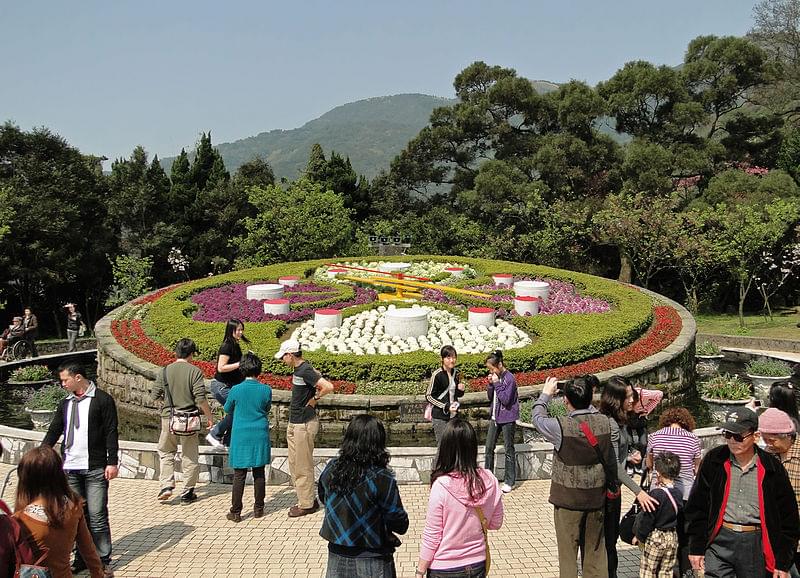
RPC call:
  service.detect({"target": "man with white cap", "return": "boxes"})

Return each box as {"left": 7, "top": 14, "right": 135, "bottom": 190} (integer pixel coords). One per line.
{"left": 760, "top": 407, "right": 800, "bottom": 576}
{"left": 275, "top": 338, "right": 334, "bottom": 517}
{"left": 685, "top": 407, "right": 799, "bottom": 577}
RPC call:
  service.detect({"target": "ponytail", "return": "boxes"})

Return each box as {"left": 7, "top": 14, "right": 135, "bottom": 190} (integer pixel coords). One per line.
{"left": 486, "top": 349, "right": 504, "bottom": 368}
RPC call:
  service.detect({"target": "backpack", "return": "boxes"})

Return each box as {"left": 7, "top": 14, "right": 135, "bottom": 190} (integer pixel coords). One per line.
{"left": 0, "top": 501, "right": 52, "bottom": 578}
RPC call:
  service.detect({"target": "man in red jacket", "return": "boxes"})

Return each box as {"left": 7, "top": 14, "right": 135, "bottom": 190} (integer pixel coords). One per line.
{"left": 685, "top": 408, "right": 799, "bottom": 577}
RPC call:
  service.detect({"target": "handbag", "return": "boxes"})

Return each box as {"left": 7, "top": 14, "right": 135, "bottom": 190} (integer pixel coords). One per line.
{"left": 162, "top": 368, "right": 201, "bottom": 436}
{"left": 424, "top": 384, "right": 451, "bottom": 422}
{"left": 474, "top": 506, "right": 491, "bottom": 575}
{"left": 619, "top": 470, "right": 651, "bottom": 545}
{"left": 0, "top": 501, "right": 52, "bottom": 578}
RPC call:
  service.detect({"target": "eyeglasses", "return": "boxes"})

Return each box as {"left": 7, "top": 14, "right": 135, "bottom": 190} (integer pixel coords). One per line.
{"left": 722, "top": 431, "right": 754, "bottom": 442}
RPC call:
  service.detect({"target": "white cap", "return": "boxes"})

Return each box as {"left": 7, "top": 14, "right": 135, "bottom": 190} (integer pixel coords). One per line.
{"left": 274, "top": 338, "right": 301, "bottom": 359}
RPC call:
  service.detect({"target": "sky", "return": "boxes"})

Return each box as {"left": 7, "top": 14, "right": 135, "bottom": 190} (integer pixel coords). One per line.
{"left": 1, "top": 0, "right": 759, "bottom": 168}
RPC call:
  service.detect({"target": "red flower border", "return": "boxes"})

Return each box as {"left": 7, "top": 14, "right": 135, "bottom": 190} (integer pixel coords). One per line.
{"left": 111, "top": 305, "right": 681, "bottom": 395}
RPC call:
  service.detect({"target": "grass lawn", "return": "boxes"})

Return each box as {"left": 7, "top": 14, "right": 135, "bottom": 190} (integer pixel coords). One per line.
{"left": 696, "top": 310, "right": 800, "bottom": 340}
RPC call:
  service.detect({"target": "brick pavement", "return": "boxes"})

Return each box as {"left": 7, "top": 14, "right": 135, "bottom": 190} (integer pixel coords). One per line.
{"left": 0, "top": 463, "right": 643, "bottom": 577}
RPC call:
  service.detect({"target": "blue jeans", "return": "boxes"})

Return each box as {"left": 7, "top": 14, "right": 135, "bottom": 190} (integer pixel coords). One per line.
{"left": 325, "top": 551, "right": 396, "bottom": 578}
{"left": 484, "top": 420, "right": 516, "bottom": 486}
{"left": 66, "top": 468, "right": 112, "bottom": 565}
{"left": 427, "top": 562, "right": 486, "bottom": 577}
{"left": 209, "top": 380, "right": 232, "bottom": 444}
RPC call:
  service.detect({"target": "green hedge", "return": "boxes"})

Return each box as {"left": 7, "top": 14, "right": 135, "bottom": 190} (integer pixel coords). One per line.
{"left": 142, "top": 256, "right": 654, "bottom": 381}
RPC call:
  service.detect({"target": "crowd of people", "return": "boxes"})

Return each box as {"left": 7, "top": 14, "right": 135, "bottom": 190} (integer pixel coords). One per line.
{"left": 3, "top": 320, "right": 800, "bottom": 578}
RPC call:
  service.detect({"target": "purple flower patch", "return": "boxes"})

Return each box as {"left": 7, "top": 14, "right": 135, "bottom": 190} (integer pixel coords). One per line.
{"left": 191, "top": 282, "right": 377, "bottom": 323}
{"left": 422, "top": 278, "right": 611, "bottom": 318}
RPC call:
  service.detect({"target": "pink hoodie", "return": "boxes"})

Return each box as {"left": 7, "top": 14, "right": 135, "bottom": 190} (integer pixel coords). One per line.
{"left": 420, "top": 468, "right": 504, "bottom": 569}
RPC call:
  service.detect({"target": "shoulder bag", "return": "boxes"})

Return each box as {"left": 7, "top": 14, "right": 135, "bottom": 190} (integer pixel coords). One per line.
{"left": 474, "top": 506, "right": 491, "bottom": 575}
{"left": 423, "top": 379, "right": 450, "bottom": 422}
{"left": 619, "top": 469, "right": 650, "bottom": 545}
{"left": 162, "top": 368, "right": 201, "bottom": 436}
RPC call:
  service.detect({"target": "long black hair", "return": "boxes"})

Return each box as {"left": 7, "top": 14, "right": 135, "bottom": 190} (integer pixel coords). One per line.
{"left": 770, "top": 381, "right": 800, "bottom": 429}
{"left": 222, "top": 318, "right": 250, "bottom": 345}
{"left": 431, "top": 418, "right": 486, "bottom": 502}
{"left": 327, "top": 415, "right": 390, "bottom": 494}
{"left": 600, "top": 375, "right": 629, "bottom": 425}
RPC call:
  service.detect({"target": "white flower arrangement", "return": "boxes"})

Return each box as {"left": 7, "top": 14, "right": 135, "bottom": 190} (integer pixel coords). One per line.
{"left": 313, "top": 261, "right": 476, "bottom": 284}
{"left": 291, "top": 305, "right": 530, "bottom": 355}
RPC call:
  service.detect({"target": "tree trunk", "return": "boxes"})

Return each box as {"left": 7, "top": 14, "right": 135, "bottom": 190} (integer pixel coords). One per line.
{"left": 618, "top": 253, "right": 632, "bottom": 284}
{"left": 739, "top": 281, "right": 747, "bottom": 328}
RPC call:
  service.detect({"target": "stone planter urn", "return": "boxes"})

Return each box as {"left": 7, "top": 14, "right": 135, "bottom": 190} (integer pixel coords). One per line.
{"left": 747, "top": 374, "right": 791, "bottom": 402}
{"left": 6, "top": 379, "right": 53, "bottom": 388}
{"left": 695, "top": 355, "right": 725, "bottom": 377}
{"left": 516, "top": 420, "right": 545, "bottom": 444}
{"left": 24, "top": 407, "right": 57, "bottom": 430}
{"left": 700, "top": 396, "right": 751, "bottom": 425}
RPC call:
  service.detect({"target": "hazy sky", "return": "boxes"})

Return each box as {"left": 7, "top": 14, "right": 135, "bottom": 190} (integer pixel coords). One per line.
{"left": 1, "top": 1, "right": 758, "bottom": 166}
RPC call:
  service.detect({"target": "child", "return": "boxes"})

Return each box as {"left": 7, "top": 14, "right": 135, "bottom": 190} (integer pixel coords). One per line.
{"left": 634, "top": 451, "right": 683, "bottom": 578}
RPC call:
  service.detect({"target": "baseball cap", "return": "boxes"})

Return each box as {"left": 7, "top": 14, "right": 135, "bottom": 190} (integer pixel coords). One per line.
{"left": 274, "top": 338, "right": 301, "bottom": 360}
{"left": 720, "top": 407, "right": 759, "bottom": 434}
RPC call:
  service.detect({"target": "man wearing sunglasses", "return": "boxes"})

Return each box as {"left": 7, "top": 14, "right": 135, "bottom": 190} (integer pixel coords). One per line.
{"left": 685, "top": 408, "right": 799, "bottom": 577}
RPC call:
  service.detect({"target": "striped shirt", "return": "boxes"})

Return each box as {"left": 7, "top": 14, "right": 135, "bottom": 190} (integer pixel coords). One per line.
{"left": 782, "top": 437, "right": 800, "bottom": 551}
{"left": 648, "top": 426, "right": 702, "bottom": 501}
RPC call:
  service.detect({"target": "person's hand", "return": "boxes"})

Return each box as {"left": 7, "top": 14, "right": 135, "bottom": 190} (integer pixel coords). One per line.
{"left": 489, "top": 373, "right": 499, "bottom": 383}
{"left": 689, "top": 555, "right": 704, "bottom": 570}
{"left": 306, "top": 397, "right": 318, "bottom": 408}
{"left": 636, "top": 490, "right": 659, "bottom": 512}
{"left": 105, "top": 465, "right": 119, "bottom": 481}
{"left": 629, "top": 449, "right": 643, "bottom": 465}
{"left": 774, "top": 570, "right": 790, "bottom": 578}
{"left": 449, "top": 401, "right": 459, "bottom": 415}
{"left": 542, "top": 377, "right": 559, "bottom": 397}
{"left": 631, "top": 537, "right": 639, "bottom": 546}
{"left": 745, "top": 397, "right": 758, "bottom": 411}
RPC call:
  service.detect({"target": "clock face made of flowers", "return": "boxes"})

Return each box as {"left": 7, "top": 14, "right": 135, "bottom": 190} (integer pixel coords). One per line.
{"left": 112, "top": 257, "right": 678, "bottom": 390}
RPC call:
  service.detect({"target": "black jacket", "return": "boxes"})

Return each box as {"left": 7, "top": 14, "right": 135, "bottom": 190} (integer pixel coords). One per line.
{"left": 43, "top": 386, "right": 119, "bottom": 469}
{"left": 425, "top": 367, "right": 463, "bottom": 421}
{"left": 684, "top": 444, "right": 799, "bottom": 573}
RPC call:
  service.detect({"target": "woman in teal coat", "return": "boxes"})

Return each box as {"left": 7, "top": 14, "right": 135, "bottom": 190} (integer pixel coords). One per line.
{"left": 224, "top": 352, "right": 272, "bottom": 522}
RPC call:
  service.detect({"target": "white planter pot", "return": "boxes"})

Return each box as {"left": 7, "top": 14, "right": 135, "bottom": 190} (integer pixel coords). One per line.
{"left": 278, "top": 276, "right": 300, "bottom": 287}
{"left": 468, "top": 307, "right": 496, "bottom": 327}
{"left": 246, "top": 283, "right": 284, "bottom": 300}
{"left": 263, "top": 299, "right": 290, "bottom": 315}
{"left": 445, "top": 267, "right": 465, "bottom": 277}
{"left": 695, "top": 354, "right": 724, "bottom": 377}
{"left": 700, "top": 396, "right": 751, "bottom": 425}
{"left": 24, "top": 407, "right": 57, "bottom": 430}
{"left": 326, "top": 268, "right": 348, "bottom": 279}
{"left": 378, "top": 262, "right": 411, "bottom": 274}
{"left": 314, "top": 309, "right": 342, "bottom": 329}
{"left": 513, "top": 280, "right": 550, "bottom": 303}
{"left": 384, "top": 308, "right": 429, "bottom": 337}
{"left": 514, "top": 296, "right": 540, "bottom": 316}
{"left": 492, "top": 274, "right": 513, "bottom": 287}
{"left": 747, "top": 374, "right": 792, "bottom": 401}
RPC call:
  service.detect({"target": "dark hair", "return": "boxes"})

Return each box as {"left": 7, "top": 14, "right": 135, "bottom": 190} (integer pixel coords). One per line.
{"left": 654, "top": 451, "right": 682, "bottom": 480}
{"left": 326, "top": 415, "right": 390, "bottom": 494}
{"left": 600, "top": 376, "right": 629, "bottom": 424}
{"left": 769, "top": 382, "right": 800, "bottom": 427}
{"left": 175, "top": 338, "right": 198, "bottom": 359}
{"left": 223, "top": 318, "right": 250, "bottom": 345}
{"left": 431, "top": 418, "right": 486, "bottom": 502}
{"left": 16, "top": 446, "right": 79, "bottom": 528}
{"left": 485, "top": 350, "right": 504, "bottom": 368}
{"left": 657, "top": 407, "right": 696, "bottom": 431}
{"left": 565, "top": 376, "right": 594, "bottom": 410}
{"left": 57, "top": 361, "right": 85, "bottom": 378}
{"left": 239, "top": 352, "right": 262, "bottom": 377}
{"left": 584, "top": 374, "right": 601, "bottom": 394}
{"left": 440, "top": 345, "right": 457, "bottom": 361}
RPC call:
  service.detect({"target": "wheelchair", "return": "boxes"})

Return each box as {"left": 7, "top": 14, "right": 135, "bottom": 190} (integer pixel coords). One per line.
{"left": 0, "top": 338, "right": 30, "bottom": 362}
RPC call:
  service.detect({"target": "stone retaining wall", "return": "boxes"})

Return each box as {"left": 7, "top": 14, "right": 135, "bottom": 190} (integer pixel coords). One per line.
{"left": 697, "top": 332, "right": 800, "bottom": 354}
{"left": 94, "top": 288, "right": 698, "bottom": 439}
{"left": 0, "top": 424, "right": 724, "bottom": 486}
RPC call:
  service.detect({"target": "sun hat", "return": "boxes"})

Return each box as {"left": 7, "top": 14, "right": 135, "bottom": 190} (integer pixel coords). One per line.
{"left": 758, "top": 407, "right": 796, "bottom": 434}
{"left": 274, "top": 338, "right": 301, "bottom": 360}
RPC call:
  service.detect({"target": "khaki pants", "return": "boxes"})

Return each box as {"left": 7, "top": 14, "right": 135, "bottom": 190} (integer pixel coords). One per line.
{"left": 157, "top": 417, "right": 200, "bottom": 490}
{"left": 287, "top": 418, "right": 319, "bottom": 509}
{"left": 554, "top": 506, "right": 606, "bottom": 578}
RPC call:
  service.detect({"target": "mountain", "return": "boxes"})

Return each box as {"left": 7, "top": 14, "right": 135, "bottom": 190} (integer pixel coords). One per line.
{"left": 161, "top": 94, "right": 457, "bottom": 180}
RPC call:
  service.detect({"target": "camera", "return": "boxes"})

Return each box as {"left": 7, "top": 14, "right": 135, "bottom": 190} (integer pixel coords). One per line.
{"left": 556, "top": 380, "right": 566, "bottom": 392}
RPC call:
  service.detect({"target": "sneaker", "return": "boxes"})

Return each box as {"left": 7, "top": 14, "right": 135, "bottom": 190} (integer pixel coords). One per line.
{"left": 180, "top": 488, "right": 197, "bottom": 503}
{"left": 157, "top": 486, "right": 174, "bottom": 501}
{"left": 288, "top": 499, "right": 319, "bottom": 518}
{"left": 205, "top": 432, "right": 223, "bottom": 447}
{"left": 501, "top": 483, "right": 513, "bottom": 494}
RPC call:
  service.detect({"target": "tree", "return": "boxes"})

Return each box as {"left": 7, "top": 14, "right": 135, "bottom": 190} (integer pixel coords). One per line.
{"left": 234, "top": 179, "right": 354, "bottom": 266}
{"left": 233, "top": 157, "right": 275, "bottom": 189}
{"left": 712, "top": 198, "right": 800, "bottom": 326}
{"left": 305, "top": 143, "right": 327, "bottom": 182}
{"left": 105, "top": 254, "right": 154, "bottom": 307}
{"left": 672, "top": 209, "right": 722, "bottom": 313}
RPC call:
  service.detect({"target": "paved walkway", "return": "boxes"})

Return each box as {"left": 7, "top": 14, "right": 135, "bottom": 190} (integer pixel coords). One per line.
{"left": 0, "top": 463, "right": 643, "bottom": 578}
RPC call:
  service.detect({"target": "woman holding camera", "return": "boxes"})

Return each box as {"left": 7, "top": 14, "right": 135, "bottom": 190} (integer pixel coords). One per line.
{"left": 426, "top": 345, "right": 464, "bottom": 445}
{"left": 417, "top": 418, "right": 503, "bottom": 578}
{"left": 319, "top": 415, "right": 408, "bottom": 577}
{"left": 483, "top": 350, "right": 519, "bottom": 493}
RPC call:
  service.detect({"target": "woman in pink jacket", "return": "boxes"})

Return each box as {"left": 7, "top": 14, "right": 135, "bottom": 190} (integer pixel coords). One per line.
{"left": 416, "top": 418, "right": 504, "bottom": 578}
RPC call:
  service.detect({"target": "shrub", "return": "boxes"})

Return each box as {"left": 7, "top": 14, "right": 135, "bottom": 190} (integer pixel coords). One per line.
{"left": 700, "top": 374, "right": 752, "bottom": 400}
{"left": 745, "top": 358, "right": 793, "bottom": 377}
{"left": 26, "top": 384, "right": 67, "bottom": 410}
{"left": 11, "top": 365, "right": 53, "bottom": 382}
{"left": 519, "top": 397, "right": 568, "bottom": 423}
{"left": 696, "top": 341, "right": 721, "bottom": 356}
